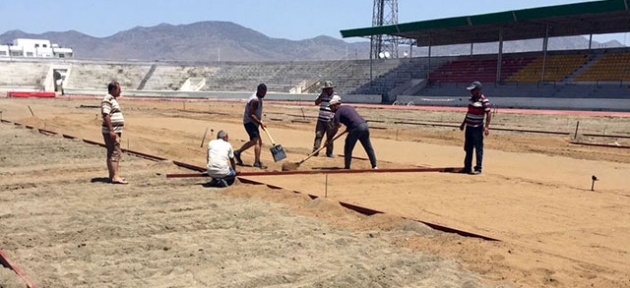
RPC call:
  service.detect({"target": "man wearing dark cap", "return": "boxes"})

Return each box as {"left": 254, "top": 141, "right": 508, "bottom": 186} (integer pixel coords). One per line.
{"left": 234, "top": 83, "right": 267, "bottom": 169}
{"left": 459, "top": 81, "right": 491, "bottom": 175}
{"left": 312, "top": 81, "right": 337, "bottom": 157}
{"left": 328, "top": 95, "right": 378, "bottom": 170}
{"left": 206, "top": 130, "right": 237, "bottom": 187}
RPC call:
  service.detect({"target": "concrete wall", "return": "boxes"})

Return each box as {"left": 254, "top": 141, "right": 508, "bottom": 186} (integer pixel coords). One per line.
{"left": 63, "top": 88, "right": 383, "bottom": 104}
{"left": 396, "top": 95, "right": 630, "bottom": 111}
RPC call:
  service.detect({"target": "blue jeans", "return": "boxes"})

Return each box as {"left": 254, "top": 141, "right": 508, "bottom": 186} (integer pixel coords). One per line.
{"left": 344, "top": 123, "right": 377, "bottom": 169}
{"left": 211, "top": 167, "right": 236, "bottom": 186}
{"left": 464, "top": 125, "right": 484, "bottom": 172}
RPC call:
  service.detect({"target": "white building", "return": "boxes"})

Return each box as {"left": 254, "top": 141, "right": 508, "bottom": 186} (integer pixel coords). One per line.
{"left": 0, "top": 38, "right": 73, "bottom": 58}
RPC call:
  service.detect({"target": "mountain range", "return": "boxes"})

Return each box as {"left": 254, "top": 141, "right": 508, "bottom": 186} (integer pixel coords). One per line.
{"left": 0, "top": 21, "right": 624, "bottom": 62}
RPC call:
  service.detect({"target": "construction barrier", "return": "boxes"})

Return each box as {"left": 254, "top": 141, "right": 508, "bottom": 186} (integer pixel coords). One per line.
{"left": 8, "top": 91, "right": 56, "bottom": 98}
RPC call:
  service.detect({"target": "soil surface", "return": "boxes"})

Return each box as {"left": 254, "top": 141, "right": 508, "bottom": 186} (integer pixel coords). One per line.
{"left": 1, "top": 96, "right": 629, "bottom": 288}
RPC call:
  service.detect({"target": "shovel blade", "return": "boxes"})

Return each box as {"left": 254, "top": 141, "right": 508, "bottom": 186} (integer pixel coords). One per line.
{"left": 270, "top": 144, "right": 287, "bottom": 162}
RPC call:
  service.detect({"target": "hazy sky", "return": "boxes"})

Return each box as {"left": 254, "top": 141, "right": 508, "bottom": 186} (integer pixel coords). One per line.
{"left": 0, "top": 0, "right": 627, "bottom": 44}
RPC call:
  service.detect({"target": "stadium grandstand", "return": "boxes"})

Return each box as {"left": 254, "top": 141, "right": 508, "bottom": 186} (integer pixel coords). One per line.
{"left": 340, "top": 0, "right": 630, "bottom": 109}
{"left": 1, "top": 0, "right": 630, "bottom": 111}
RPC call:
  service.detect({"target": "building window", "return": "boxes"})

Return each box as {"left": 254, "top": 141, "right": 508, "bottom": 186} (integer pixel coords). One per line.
{"left": 59, "top": 54, "right": 65, "bottom": 58}
{"left": 0, "top": 51, "right": 6, "bottom": 56}
{"left": 26, "top": 52, "right": 34, "bottom": 56}
{"left": 35, "top": 44, "right": 39, "bottom": 48}
{"left": 43, "top": 44, "right": 47, "bottom": 48}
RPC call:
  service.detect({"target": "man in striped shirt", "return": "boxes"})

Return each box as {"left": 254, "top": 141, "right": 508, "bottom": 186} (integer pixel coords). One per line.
{"left": 311, "top": 81, "right": 337, "bottom": 157}
{"left": 459, "top": 81, "right": 491, "bottom": 175}
{"left": 102, "top": 81, "right": 127, "bottom": 184}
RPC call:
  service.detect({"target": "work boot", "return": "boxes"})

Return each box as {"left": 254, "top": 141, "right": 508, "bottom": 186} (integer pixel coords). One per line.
{"left": 234, "top": 150, "right": 243, "bottom": 165}
{"left": 253, "top": 161, "right": 267, "bottom": 169}
{"left": 326, "top": 153, "right": 335, "bottom": 158}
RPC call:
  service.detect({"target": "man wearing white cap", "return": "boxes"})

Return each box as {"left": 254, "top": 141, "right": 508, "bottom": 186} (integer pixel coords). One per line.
{"left": 312, "top": 81, "right": 337, "bottom": 157}
{"left": 328, "top": 95, "right": 377, "bottom": 170}
{"left": 207, "top": 130, "right": 237, "bottom": 187}
{"left": 459, "top": 81, "right": 491, "bottom": 175}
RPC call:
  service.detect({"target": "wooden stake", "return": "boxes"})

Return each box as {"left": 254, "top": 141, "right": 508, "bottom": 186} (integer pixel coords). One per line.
{"left": 200, "top": 127, "right": 209, "bottom": 148}
{"left": 574, "top": 121, "right": 580, "bottom": 140}
{"left": 28, "top": 106, "right": 35, "bottom": 117}
{"left": 325, "top": 174, "right": 328, "bottom": 198}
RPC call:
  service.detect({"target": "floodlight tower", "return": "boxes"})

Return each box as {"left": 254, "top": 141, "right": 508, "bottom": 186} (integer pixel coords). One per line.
{"left": 371, "top": 0, "right": 399, "bottom": 59}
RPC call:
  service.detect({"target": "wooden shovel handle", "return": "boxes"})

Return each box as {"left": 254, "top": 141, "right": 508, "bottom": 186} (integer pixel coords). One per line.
{"left": 298, "top": 130, "right": 347, "bottom": 164}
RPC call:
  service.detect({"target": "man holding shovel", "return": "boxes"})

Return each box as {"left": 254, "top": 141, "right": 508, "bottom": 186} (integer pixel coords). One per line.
{"left": 329, "top": 96, "right": 378, "bottom": 170}
{"left": 234, "top": 83, "right": 267, "bottom": 169}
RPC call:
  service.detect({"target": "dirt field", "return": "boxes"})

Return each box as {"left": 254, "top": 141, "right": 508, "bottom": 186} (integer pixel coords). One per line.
{"left": 1, "top": 96, "right": 630, "bottom": 288}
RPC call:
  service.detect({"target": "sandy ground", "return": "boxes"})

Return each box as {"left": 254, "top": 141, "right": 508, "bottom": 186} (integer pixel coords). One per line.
{"left": 1, "top": 96, "right": 630, "bottom": 287}
{"left": 0, "top": 123, "right": 495, "bottom": 288}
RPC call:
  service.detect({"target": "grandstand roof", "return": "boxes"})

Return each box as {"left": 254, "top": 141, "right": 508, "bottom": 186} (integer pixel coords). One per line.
{"left": 340, "top": 0, "right": 630, "bottom": 46}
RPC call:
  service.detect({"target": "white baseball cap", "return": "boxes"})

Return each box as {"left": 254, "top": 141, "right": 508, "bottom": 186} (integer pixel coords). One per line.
{"left": 328, "top": 95, "right": 342, "bottom": 106}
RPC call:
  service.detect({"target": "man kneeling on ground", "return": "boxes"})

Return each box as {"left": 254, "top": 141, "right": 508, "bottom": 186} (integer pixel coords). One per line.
{"left": 207, "top": 130, "right": 237, "bottom": 187}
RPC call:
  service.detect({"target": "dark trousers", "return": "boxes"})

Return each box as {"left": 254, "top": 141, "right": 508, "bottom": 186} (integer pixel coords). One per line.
{"left": 464, "top": 125, "right": 484, "bottom": 172}
{"left": 345, "top": 123, "right": 377, "bottom": 169}
{"left": 312, "top": 120, "right": 335, "bottom": 155}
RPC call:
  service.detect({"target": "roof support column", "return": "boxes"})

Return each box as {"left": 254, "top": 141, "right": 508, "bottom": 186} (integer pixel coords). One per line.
{"left": 588, "top": 34, "right": 593, "bottom": 50}
{"left": 541, "top": 25, "right": 550, "bottom": 83}
{"left": 427, "top": 35, "right": 432, "bottom": 80}
{"left": 369, "top": 35, "right": 374, "bottom": 82}
{"left": 496, "top": 28, "right": 504, "bottom": 83}
{"left": 470, "top": 43, "right": 474, "bottom": 56}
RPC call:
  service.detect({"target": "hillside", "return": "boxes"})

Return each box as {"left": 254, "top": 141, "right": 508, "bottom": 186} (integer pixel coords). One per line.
{"left": 0, "top": 21, "right": 624, "bottom": 61}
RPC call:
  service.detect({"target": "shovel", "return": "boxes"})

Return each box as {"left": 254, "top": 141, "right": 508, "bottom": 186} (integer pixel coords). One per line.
{"left": 263, "top": 127, "right": 287, "bottom": 162}
{"left": 282, "top": 130, "right": 347, "bottom": 171}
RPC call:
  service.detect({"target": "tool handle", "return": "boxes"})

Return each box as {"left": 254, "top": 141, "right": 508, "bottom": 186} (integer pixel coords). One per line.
{"left": 299, "top": 130, "right": 347, "bottom": 164}
{"left": 262, "top": 127, "right": 276, "bottom": 145}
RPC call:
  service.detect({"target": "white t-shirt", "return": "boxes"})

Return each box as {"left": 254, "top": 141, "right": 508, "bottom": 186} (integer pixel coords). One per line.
{"left": 206, "top": 139, "right": 234, "bottom": 178}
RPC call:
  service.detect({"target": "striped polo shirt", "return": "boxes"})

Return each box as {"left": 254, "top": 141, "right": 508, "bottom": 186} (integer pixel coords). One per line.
{"left": 465, "top": 95, "right": 491, "bottom": 127}
{"left": 101, "top": 94, "right": 125, "bottom": 134}
{"left": 317, "top": 93, "right": 335, "bottom": 122}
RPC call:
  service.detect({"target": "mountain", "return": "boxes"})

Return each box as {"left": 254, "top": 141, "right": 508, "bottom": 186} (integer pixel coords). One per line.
{"left": 0, "top": 21, "right": 625, "bottom": 61}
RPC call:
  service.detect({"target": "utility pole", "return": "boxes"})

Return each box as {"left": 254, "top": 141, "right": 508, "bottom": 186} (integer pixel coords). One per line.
{"left": 371, "top": 0, "right": 399, "bottom": 59}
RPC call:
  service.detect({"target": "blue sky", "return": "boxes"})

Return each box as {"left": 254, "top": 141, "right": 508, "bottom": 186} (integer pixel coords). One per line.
{"left": 0, "top": 0, "right": 626, "bottom": 44}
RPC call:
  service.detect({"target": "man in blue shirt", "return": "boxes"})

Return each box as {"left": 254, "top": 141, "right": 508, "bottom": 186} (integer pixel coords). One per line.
{"left": 329, "top": 95, "right": 377, "bottom": 170}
